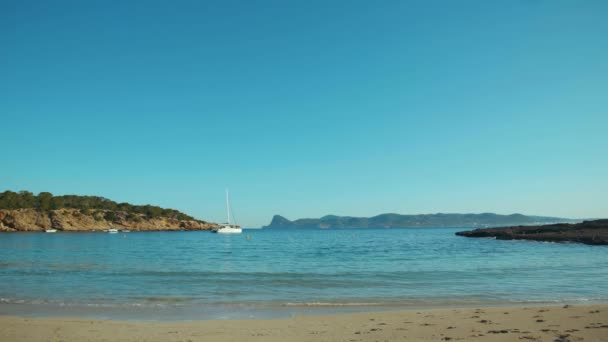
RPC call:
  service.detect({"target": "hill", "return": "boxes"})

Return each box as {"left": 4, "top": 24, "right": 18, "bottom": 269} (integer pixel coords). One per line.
{"left": 263, "top": 213, "right": 578, "bottom": 229}
{"left": 0, "top": 190, "right": 217, "bottom": 232}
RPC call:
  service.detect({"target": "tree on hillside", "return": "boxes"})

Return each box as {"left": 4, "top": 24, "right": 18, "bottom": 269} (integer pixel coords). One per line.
{"left": 18, "top": 191, "right": 36, "bottom": 208}
{"left": 50, "top": 196, "right": 65, "bottom": 210}
{"left": 37, "top": 192, "right": 53, "bottom": 211}
{"left": 0, "top": 191, "right": 18, "bottom": 209}
{"left": 104, "top": 211, "right": 116, "bottom": 222}
{"left": 0, "top": 190, "right": 197, "bottom": 221}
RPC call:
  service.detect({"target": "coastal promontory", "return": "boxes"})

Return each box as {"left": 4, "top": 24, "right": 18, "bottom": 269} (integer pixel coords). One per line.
{"left": 264, "top": 213, "right": 577, "bottom": 229}
{"left": 0, "top": 190, "right": 217, "bottom": 232}
{"left": 455, "top": 219, "right": 608, "bottom": 245}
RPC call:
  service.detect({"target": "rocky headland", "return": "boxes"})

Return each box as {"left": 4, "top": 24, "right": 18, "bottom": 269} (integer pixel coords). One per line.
{"left": 0, "top": 208, "right": 218, "bottom": 232}
{"left": 455, "top": 219, "right": 608, "bottom": 245}
{"left": 0, "top": 190, "right": 218, "bottom": 232}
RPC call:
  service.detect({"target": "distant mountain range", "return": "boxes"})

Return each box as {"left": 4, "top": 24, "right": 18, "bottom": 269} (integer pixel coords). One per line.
{"left": 263, "top": 213, "right": 580, "bottom": 229}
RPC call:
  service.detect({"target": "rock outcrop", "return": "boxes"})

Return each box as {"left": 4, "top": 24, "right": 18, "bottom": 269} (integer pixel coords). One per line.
{"left": 0, "top": 208, "right": 218, "bottom": 232}
{"left": 455, "top": 219, "right": 608, "bottom": 245}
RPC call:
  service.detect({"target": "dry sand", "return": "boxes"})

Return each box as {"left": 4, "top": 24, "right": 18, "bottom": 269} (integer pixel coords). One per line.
{"left": 1, "top": 304, "right": 607, "bottom": 341}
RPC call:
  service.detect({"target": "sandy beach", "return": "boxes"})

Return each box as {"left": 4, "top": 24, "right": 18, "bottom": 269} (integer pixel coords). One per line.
{"left": 1, "top": 304, "right": 607, "bottom": 341}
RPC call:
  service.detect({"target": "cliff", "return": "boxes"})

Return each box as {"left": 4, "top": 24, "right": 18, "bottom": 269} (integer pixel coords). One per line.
{"left": 0, "top": 208, "right": 218, "bottom": 232}
{"left": 455, "top": 219, "right": 608, "bottom": 245}
{"left": 264, "top": 213, "right": 578, "bottom": 229}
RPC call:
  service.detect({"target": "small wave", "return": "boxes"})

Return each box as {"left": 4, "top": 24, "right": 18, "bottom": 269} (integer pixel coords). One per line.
{"left": 507, "top": 297, "right": 605, "bottom": 304}
{"left": 283, "top": 302, "right": 383, "bottom": 307}
{"left": 132, "top": 297, "right": 204, "bottom": 304}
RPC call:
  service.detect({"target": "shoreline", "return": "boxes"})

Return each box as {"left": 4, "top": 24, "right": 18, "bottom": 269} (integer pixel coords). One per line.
{"left": 3, "top": 299, "right": 608, "bottom": 322}
{"left": 1, "top": 304, "right": 607, "bottom": 341}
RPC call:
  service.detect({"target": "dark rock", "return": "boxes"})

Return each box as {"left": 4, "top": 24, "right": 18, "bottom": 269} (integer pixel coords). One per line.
{"left": 455, "top": 219, "right": 608, "bottom": 245}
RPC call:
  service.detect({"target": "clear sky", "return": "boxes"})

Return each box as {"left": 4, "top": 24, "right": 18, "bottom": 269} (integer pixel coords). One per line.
{"left": 1, "top": 0, "right": 607, "bottom": 227}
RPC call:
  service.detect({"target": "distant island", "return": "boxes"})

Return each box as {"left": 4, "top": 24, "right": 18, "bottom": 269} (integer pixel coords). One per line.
{"left": 455, "top": 219, "right": 608, "bottom": 245}
{"left": 0, "top": 190, "right": 217, "bottom": 232}
{"left": 264, "top": 213, "right": 579, "bottom": 229}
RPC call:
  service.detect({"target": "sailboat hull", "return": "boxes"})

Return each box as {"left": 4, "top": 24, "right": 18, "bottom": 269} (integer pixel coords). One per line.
{"left": 214, "top": 227, "right": 242, "bottom": 234}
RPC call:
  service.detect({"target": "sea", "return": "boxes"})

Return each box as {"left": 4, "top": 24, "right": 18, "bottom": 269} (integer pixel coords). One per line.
{"left": 0, "top": 228, "right": 607, "bottom": 320}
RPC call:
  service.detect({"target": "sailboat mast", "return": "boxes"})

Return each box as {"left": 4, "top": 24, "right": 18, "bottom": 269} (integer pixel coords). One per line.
{"left": 225, "top": 188, "right": 230, "bottom": 225}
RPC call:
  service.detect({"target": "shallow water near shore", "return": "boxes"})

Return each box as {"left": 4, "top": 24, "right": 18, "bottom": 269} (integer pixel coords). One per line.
{"left": 1, "top": 228, "right": 607, "bottom": 320}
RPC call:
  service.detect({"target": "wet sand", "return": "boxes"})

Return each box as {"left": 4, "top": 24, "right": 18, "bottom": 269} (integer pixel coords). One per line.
{"left": 1, "top": 304, "right": 607, "bottom": 341}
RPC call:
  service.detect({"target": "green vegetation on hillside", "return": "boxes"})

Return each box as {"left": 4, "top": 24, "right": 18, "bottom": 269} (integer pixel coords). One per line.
{"left": 0, "top": 190, "right": 196, "bottom": 221}
{"left": 265, "top": 213, "right": 578, "bottom": 229}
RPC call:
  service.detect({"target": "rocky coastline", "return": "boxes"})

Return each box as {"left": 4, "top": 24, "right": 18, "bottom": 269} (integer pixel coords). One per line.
{"left": 455, "top": 219, "right": 608, "bottom": 245}
{"left": 0, "top": 208, "right": 218, "bottom": 232}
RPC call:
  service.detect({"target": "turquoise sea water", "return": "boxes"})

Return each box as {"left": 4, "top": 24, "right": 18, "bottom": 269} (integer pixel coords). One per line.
{"left": 0, "top": 228, "right": 607, "bottom": 320}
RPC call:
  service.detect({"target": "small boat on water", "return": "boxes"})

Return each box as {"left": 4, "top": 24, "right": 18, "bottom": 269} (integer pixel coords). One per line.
{"left": 108, "top": 228, "right": 119, "bottom": 234}
{"left": 215, "top": 224, "right": 242, "bottom": 234}
{"left": 213, "top": 189, "right": 242, "bottom": 234}
{"left": 45, "top": 229, "right": 57, "bottom": 233}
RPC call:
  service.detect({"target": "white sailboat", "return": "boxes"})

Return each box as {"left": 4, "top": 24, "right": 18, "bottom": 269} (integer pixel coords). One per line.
{"left": 213, "top": 189, "right": 242, "bottom": 234}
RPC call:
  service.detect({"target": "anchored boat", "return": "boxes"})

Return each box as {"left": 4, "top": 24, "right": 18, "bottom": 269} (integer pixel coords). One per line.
{"left": 213, "top": 189, "right": 242, "bottom": 234}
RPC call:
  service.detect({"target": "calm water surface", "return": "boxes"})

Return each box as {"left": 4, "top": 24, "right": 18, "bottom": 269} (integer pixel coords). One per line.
{"left": 0, "top": 228, "right": 606, "bottom": 319}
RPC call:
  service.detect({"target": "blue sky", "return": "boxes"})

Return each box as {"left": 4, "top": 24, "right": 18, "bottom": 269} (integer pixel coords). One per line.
{"left": 1, "top": 0, "right": 607, "bottom": 227}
